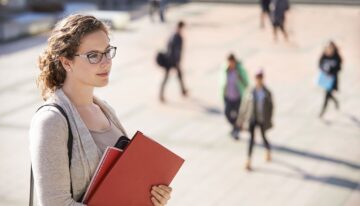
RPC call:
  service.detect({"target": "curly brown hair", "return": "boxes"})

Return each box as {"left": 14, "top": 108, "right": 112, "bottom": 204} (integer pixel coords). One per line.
{"left": 37, "top": 14, "right": 109, "bottom": 100}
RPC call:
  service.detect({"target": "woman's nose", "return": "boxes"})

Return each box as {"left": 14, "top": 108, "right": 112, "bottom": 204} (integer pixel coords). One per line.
{"left": 100, "top": 55, "right": 111, "bottom": 67}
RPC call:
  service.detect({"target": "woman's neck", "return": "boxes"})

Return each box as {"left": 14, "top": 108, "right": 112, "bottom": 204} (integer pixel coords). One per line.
{"left": 62, "top": 80, "right": 94, "bottom": 107}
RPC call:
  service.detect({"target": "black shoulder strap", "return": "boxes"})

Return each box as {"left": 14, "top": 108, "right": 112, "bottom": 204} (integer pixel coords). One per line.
{"left": 29, "top": 103, "right": 73, "bottom": 206}
{"left": 36, "top": 103, "right": 73, "bottom": 166}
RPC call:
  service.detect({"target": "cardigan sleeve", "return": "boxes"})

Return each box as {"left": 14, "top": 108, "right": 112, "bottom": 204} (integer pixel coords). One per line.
{"left": 29, "top": 107, "right": 86, "bottom": 206}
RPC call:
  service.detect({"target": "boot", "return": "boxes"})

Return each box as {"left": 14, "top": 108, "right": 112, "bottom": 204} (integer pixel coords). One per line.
{"left": 245, "top": 159, "right": 252, "bottom": 171}
{"left": 266, "top": 150, "right": 272, "bottom": 162}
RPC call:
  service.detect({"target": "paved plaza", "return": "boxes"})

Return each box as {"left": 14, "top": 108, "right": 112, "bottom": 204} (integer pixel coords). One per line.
{"left": 0, "top": 3, "right": 359, "bottom": 206}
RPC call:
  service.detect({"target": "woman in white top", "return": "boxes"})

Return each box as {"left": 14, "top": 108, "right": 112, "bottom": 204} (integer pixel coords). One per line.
{"left": 29, "top": 14, "right": 172, "bottom": 206}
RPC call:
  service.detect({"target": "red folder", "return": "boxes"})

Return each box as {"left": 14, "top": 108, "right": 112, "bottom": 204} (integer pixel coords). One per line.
{"left": 82, "top": 147, "right": 123, "bottom": 203}
{"left": 83, "top": 131, "right": 185, "bottom": 206}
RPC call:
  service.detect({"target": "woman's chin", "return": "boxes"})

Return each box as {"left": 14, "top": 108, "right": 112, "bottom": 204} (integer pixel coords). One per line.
{"left": 95, "top": 79, "right": 109, "bottom": 88}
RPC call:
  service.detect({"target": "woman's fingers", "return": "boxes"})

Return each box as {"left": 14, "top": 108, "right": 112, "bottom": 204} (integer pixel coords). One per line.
{"left": 151, "top": 185, "right": 172, "bottom": 205}
{"left": 152, "top": 186, "right": 171, "bottom": 200}
{"left": 151, "top": 189, "right": 168, "bottom": 205}
{"left": 151, "top": 197, "right": 162, "bottom": 206}
{"left": 158, "top": 185, "right": 172, "bottom": 193}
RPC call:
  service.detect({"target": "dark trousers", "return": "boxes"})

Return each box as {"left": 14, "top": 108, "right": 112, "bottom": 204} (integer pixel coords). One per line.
{"left": 160, "top": 66, "right": 186, "bottom": 98}
{"left": 149, "top": 0, "right": 165, "bottom": 22}
{"left": 320, "top": 91, "right": 339, "bottom": 115}
{"left": 224, "top": 97, "right": 241, "bottom": 130}
{"left": 248, "top": 120, "right": 271, "bottom": 158}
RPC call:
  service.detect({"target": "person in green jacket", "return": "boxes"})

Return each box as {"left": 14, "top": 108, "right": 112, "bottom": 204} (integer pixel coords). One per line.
{"left": 221, "top": 54, "right": 249, "bottom": 140}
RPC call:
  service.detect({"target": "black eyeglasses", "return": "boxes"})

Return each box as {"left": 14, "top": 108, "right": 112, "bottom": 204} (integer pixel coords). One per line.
{"left": 74, "top": 46, "right": 117, "bottom": 64}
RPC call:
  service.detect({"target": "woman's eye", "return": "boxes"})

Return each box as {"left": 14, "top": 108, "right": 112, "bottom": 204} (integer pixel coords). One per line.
{"left": 88, "top": 53, "right": 99, "bottom": 59}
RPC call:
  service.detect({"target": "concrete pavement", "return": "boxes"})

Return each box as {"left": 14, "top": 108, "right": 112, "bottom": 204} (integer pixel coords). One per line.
{"left": 0, "top": 3, "right": 359, "bottom": 206}
{"left": 191, "top": 0, "right": 360, "bottom": 5}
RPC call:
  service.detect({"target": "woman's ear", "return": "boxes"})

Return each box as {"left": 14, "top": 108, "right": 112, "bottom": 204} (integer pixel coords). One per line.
{"left": 59, "top": 56, "right": 73, "bottom": 72}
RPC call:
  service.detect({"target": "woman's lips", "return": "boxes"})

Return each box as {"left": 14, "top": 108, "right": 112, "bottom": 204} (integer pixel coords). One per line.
{"left": 96, "top": 72, "right": 109, "bottom": 77}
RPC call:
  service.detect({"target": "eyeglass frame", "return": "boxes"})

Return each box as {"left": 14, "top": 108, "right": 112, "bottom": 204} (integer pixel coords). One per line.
{"left": 73, "top": 46, "right": 117, "bottom": 64}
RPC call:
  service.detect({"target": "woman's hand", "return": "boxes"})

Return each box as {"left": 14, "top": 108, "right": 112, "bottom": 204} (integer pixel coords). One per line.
{"left": 151, "top": 185, "right": 172, "bottom": 206}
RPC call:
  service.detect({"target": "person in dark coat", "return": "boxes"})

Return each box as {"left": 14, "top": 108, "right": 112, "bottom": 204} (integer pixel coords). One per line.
{"left": 260, "top": 0, "right": 271, "bottom": 28}
{"left": 319, "top": 41, "right": 342, "bottom": 118}
{"left": 159, "top": 21, "right": 188, "bottom": 102}
{"left": 245, "top": 69, "right": 273, "bottom": 171}
{"left": 270, "top": 0, "right": 289, "bottom": 41}
{"left": 149, "top": 0, "right": 166, "bottom": 22}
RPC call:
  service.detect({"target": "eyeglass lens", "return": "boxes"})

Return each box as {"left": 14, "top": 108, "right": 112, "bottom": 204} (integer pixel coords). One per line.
{"left": 87, "top": 47, "right": 116, "bottom": 64}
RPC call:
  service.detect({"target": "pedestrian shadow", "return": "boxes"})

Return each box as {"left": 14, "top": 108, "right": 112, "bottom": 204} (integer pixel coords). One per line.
{"left": 253, "top": 142, "right": 360, "bottom": 170}
{"left": 190, "top": 97, "right": 222, "bottom": 115}
{"left": 164, "top": 96, "right": 222, "bottom": 116}
{"left": 345, "top": 113, "right": 360, "bottom": 128}
{"left": 256, "top": 159, "right": 360, "bottom": 191}
{"left": 320, "top": 112, "right": 360, "bottom": 129}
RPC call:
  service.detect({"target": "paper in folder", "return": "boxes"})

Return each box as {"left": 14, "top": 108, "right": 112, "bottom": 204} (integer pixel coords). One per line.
{"left": 82, "top": 131, "right": 185, "bottom": 206}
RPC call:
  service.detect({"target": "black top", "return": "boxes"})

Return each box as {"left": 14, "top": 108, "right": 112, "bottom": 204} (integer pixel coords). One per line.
{"left": 167, "top": 32, "right": 183, "bottom": 67}
{"left": 319, "top": 54, "right": 342, "bottom": 75}
{"left": 319, "top": 53, "right": 342, "bottom": 91}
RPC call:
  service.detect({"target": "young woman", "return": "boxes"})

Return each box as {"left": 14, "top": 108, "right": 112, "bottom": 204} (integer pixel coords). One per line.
{"left": 29, "top": 14, "right": 172, "bottom": 206}
{"left": 319, "top": 41, "right": 342, "bottom": 118}
{"left": 245, "top": 70, "right": 273, "bottom": 171}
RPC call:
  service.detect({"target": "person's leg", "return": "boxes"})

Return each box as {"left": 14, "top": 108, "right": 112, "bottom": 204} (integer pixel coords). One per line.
{"left": 159, "top": 0, "right": 166, "bottom": 22}
{"left": 273, "top": 25, "right": 278, "bottom": 42}
{"left": 260, "top": 123, "right": 271, "bottom": 161}
{"left": 224, "top": 98, "right": 240, "bottom": 139}
{"left": 320, "top": 91, "right": 331, "bottom": 117}
{"left": 265, "top": 11, "right": 271, "bottom": 26}
{"left": 279, "top": 21, "right": 289, "bottom": 41}
{"left": 224, "top": 98, "right": 233, "bottom": 124}
{"left": 175, "top": 65, "right": 188, "bottom": 96}
{"left": 246, "top": 120, "right": 256, "bottom": 170}
{"left": 328, "top": 91, "right": 339, "bottom": 110}
{"left": 260, "top": 11, "right": 266, "bottom": 28}
{"left": 149, "top": 1, "right": 156, "bottom": 21}
{"left": 159, "top": 69, "right": 170, "bottom": 102}
{"left": 232, "top": 98, "right": 241, "bottom": 139}
{"left": 260, "top": 0, "right": 270, "bottom": 28}
{"left": 225, "top": 99, "right": 238, "bottom": 124}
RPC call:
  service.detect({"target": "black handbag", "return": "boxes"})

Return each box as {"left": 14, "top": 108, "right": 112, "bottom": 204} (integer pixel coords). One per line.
{"left": 156, "top": 51, "right": 171, "bottom": 70}
{"left": 29, "top": 103, "right": 73, "bottom": 206}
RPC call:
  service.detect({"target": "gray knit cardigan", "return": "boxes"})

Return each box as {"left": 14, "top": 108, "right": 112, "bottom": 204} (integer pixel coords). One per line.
{"left": 29, "top": 89, "right": 127, "bottom": 206}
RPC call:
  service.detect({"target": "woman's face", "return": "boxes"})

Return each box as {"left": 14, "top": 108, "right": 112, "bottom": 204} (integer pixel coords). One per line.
{"left": 228, "top": 60, "right": 236, "bottom": 70}
{"left": 66, "top": 30, "right": 112, "bottom": 88}
{"left": 325, "top": 44, "right": 335, "bottom": 56}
